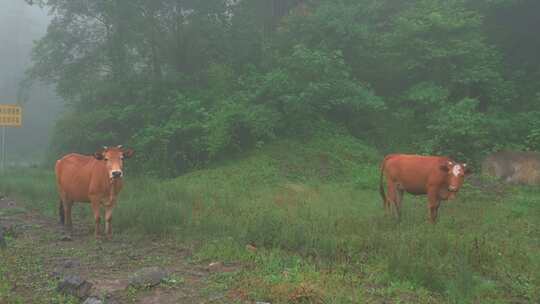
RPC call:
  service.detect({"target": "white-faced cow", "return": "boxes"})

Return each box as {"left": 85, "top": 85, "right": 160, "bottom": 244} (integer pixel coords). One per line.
{"left": 55, "top": 146, "right": 134, "bottom": 239}
{"left": 379, "top": 154, "right": 471, "bottom": 223}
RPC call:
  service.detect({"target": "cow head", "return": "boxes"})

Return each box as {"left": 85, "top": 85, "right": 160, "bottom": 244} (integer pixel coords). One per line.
{"left": 94, "top": 145, "right": 135, "bottom": 179}
{"left": 439, "top": 161, "right": 471, "bottom": 199}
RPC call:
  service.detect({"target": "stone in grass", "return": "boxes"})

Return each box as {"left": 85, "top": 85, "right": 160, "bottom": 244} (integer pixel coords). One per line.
{"left": 59, "top": 233, "right": 73, "bottom": 242}
{"left": 57, "top": 275, "right": 93, "bottom": 299}
{"left": 207, "top": 261, "right": 223, "bottom": 272}
{"left": 82, "top": 297, "right": 103, "bottom": 304}
{"left": 128, "top": 267, "right": 168, "bottom": 288}
{"left": 103, "top": 294, "right": 121, "bottom": 304}
{"left": 52, "top": 259, "right": 82, "bottom": 279}
{"left": 62, "top": 259, "right": 81, "bottom": 269}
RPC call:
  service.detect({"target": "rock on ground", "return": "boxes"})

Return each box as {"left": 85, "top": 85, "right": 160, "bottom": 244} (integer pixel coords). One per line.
{"left": 128, "top": 266, "right": 168, "bottom": 288}
{"left": 482, "top": 151, "right": 540, "bottom": 185}
{"left": 52, "top": 259, "right": 82, "bottom": 279}
{"left": 57, "top": 275, "right": 93, "bottom": 299}
{"left": 82, "top": 297, "right": 103, "bottom": 304}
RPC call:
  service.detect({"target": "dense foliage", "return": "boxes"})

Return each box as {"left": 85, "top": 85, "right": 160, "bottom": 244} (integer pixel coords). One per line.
{"left": 27, "top": 0, "right": 540, "bottom": 175}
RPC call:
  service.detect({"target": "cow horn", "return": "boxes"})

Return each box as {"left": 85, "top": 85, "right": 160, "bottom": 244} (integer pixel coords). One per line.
{"left": 117, "top": 145, "right": 123, "bottom": 148}
{"left": 463, "top": 163, "right": 467, "bottom": 167}
{"left": 103, "top": 146, "right": 108, "bottom": 150}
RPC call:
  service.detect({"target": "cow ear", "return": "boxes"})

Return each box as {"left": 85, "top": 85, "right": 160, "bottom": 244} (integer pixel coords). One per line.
{"left": 94, "top": 151, "right": 104, "bottom": 160}
{"left": 439, "top": 164, "right": 450, "bottom": 172}
{"left": 463, "top": 164, "right": 472, "bottom": 175}
{"left": 123, "top": 148, "right": 134, "bottom": 159}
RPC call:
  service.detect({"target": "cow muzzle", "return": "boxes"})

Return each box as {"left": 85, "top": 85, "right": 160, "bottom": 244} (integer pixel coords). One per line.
{"left": 111, "top": 171, "right": 123, "bottom": 178}
{"left": 448, "top": 186, "right": 458, "bottom": 192}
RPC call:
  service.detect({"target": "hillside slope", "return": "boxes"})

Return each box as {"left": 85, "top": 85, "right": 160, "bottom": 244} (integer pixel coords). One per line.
{"left": 1, "top": 136, "right": 539, "bottom": 303}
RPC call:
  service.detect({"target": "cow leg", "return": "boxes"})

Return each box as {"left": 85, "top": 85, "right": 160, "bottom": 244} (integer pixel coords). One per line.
{"left": 427, "top": 190, "right": 440, "bottom": 224}
{"left": 385, "top": 178, "right": 398, "bottom": 218}
{"left": 395, "top": 188, "right": 404, "bottom": 221}
{"left": 90, "top": 199, "right": 102, "bottom": 239}
{"left": 58, "top": 199, "right": 65, "bottom": 225}
{"left": 62, "top": 200, "right": 74, "bottom": 232}
{"left": 104, "top": 206, "right": 113, "bottom": 240}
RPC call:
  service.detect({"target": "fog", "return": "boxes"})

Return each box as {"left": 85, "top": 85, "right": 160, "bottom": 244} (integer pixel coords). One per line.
{"left": 0, "top": 0, "right": 61, "bottom": 164}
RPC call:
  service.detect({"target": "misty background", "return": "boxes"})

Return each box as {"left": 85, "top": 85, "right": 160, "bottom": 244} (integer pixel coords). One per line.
{"left": 0, "top": 0, "right": 61, "bottom": 164}
{"left": 1, "top": 0, "right": 540, "bottom": 175}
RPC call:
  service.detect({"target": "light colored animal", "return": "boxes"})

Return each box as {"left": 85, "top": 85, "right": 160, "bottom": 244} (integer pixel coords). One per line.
{"left": 55, "top": 145, "right": 134, "bottom": 239}
{"left": 379, "top": 154, "right": 471, "bottom": 223}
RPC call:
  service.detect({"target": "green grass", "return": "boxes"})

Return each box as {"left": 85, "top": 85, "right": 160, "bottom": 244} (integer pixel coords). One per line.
{"left": 0, "top": 235, "right": 80, "bottom": 304}
{"left": 2, "top": 135, "right": 540, "bottom": 303}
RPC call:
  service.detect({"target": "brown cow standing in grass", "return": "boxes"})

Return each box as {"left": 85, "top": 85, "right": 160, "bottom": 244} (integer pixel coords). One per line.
{"left": 55, "top": 146, "right": 134, "bottom": 239}
{"left": 379, "top": 154, "right": 471, "bottom": 223}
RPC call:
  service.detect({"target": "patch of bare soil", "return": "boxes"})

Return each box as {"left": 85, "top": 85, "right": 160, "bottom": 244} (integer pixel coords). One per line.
{"left": 0, "top": 197, "right": 240, "bottom": 304}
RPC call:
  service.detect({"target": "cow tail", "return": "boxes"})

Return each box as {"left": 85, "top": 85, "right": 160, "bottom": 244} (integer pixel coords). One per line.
{"left": 55, "top": 159, "right": 64, "bottom": 225}
{"left": 379, "top": 156, "right": 388, "bottom": 207}
{"left": 58, "top": 200, "right": 65, "bottom": 225}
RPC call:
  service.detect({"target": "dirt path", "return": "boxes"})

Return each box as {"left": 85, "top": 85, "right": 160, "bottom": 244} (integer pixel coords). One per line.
{"left": 0, "top": 197, "right": 235, "bottom": 304}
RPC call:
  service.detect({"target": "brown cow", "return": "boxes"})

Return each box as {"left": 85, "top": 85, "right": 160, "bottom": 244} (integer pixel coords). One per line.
{"left": 379, "top": 154, "right": 471, "bottom": 223}
{"left": 55, "top": 145, "right": 134, "bottom": 239}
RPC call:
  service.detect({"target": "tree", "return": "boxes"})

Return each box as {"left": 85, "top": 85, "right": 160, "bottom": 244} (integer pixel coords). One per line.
{"left": 26, "top": 0, "right": 540, "bottom": 172}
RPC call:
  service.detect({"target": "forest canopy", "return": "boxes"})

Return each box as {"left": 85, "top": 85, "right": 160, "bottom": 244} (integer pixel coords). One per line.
{"left": 26, "top": 0, "right": 540, "bottom": 176}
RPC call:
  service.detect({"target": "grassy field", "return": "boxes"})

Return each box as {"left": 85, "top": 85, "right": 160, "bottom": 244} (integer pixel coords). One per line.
{"left": 1, "top": 136, "right": 540, "bottom": 303}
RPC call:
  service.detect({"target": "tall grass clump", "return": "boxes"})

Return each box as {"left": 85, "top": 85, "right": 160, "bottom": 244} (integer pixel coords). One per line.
{"left": 0, "top": 168, "right": 57, "bottom": 217}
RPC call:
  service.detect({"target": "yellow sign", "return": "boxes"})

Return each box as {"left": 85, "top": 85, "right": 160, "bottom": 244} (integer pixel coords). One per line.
{"left": 0, "top": 104, "right": 22, "bottom": 127}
